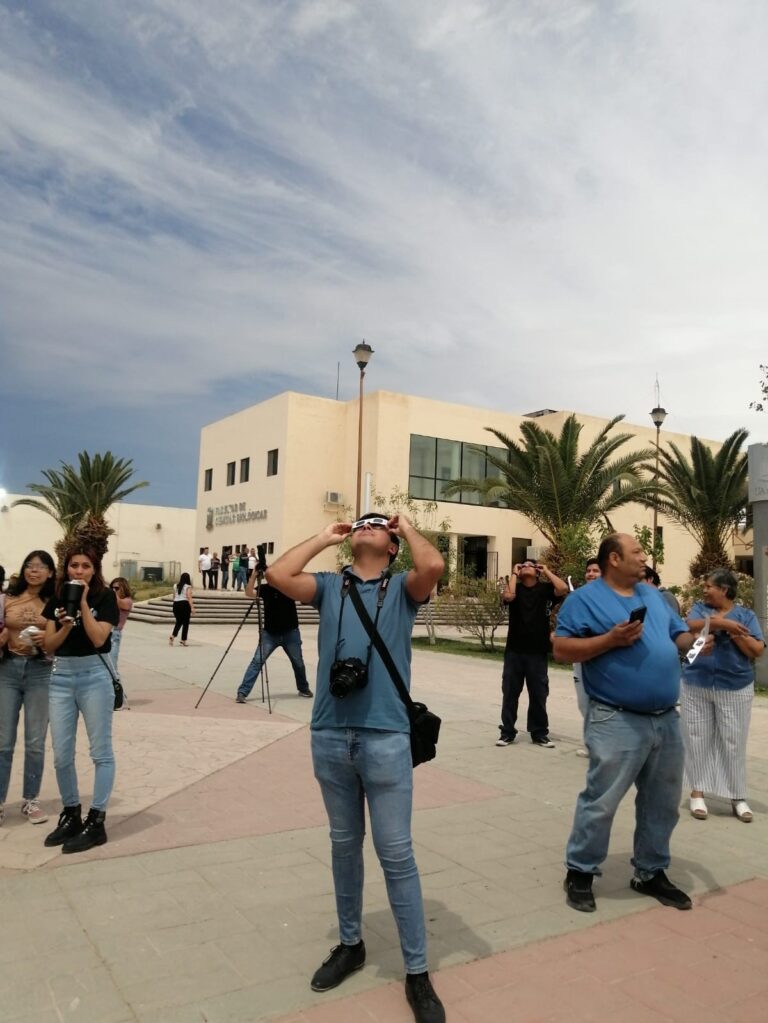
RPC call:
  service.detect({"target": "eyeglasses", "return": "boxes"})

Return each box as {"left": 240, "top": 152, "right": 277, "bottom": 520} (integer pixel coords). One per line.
{"left": 351, "top": 517, "right": 389, "bottom": 531}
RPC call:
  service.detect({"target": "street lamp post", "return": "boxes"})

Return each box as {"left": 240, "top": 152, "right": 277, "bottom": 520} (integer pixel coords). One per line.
{"left": 353, "top": 341, "right": 374, "bottom": 519}
{"left": 650, "top": 404, "right": 667, "bottom": 571}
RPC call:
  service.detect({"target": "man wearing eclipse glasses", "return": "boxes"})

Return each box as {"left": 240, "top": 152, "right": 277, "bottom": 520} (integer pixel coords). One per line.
{"left": 267, "top": 512, "right": 446, "bottom": 1023}
{"left": 497, "top": 557, "right": 569, "bottom": 748}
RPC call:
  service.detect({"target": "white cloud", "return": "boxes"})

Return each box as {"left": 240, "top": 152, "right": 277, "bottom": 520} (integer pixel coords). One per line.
{"left": 0, "top": 0, "right": 766, "bottom": 449}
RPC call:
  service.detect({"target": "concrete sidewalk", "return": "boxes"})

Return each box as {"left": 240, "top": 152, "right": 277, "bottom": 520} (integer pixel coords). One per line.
{"left": 1, "top": 624, "right": 767, "bottom": 1022}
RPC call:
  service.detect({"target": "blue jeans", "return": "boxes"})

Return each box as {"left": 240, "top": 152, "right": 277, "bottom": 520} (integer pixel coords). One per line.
{"left": 311, "top": 728, "right": 427, "bottom": 973}
{"left": 237, "top": 629, "right": 309, "bottom": 697}
{"left": 110, "top": 628, "right": 123, "bottom": 675}
{"left": 566, "top": 702, "right": 684, "bottom": 880}
{"left": 49, "top": 656, "right": 115, "bottom": 812}
{"left": 221, "top": 569, "right": 229, "bottom": 590}
{"left": 0, "top": 655, "right": 51, "bottom": 803}
{"left": 236, "top": 567, "right": 247, "bottom": 591}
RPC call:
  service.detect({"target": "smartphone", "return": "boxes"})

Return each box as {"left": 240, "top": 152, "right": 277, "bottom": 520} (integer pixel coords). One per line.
{"left": 628, "top": 606, "right": 647, "bottom": 624}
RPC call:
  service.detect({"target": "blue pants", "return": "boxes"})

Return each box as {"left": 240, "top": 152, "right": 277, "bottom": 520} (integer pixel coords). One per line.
{"left": 237, "top": 629, "right": 309, "bottom": 697}
{"left": 0, "top": 655, "right": 51, "bottom": 803}
{"left": 49, "top": 655, "right": 115, "bottom": 812}
{"left": 311, "top": 728, "right": 427, "bottom": 973}
{"left": 566, "top": 702, "right": 683, "bottom": 880}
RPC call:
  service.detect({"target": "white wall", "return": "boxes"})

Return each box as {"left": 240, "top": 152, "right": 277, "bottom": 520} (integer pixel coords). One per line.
{"left": 0, "top": 495, "right": 195, "bottom": 582}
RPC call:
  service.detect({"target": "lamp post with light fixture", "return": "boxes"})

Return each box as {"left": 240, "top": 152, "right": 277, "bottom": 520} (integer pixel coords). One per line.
{"left": 353, "top": 341, "right": 374, "bottom": 519}
{"left": 650, "top": 404, "right": 667, "bottom": 571}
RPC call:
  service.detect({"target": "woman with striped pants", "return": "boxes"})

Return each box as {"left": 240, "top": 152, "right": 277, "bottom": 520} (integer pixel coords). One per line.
{"left": 681, "top": 569, "right": 765, "bottom": 823}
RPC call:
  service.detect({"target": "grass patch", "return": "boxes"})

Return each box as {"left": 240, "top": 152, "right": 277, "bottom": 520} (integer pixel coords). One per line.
{"left": 412, "top": 636, "right": 571, "bottom": 670}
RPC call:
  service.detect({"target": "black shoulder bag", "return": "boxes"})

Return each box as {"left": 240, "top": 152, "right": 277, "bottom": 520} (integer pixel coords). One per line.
{"left": 346, "top": 577, "right": 440, "bottom": 767}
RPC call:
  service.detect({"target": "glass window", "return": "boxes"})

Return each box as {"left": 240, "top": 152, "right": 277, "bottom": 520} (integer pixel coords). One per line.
{"left": 409, "top": 435, "right": 436, "bottom": 478}
{"left": 461, "top": 444, "right": 486, "bottom": 480}
{"left": 267, "top": 449, "right": 279, "bottom": 476}
{"left": 226, "top": 461, "right": 236, "bottom": 486}
{"left": 436, "top": 439, "right": 461, "bottom": 485}
{"left": 204, "top": 468, "right": 213, "bottom": 492}
{"left": 240, "top": 457, "right": 250, "bottom": 483}
{"left": 409, "top": 476, "right": 435, "bottom": 500}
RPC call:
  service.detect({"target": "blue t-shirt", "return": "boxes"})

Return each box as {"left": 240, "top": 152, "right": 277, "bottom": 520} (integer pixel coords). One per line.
{"left": 555, "top": 578, "right": 687, "bottom": 711}
{"left": 682, "top": 603, "right": 764, "bottom": 691}
{"left": 310, "top": 569, "right": 421, "bottom": 731}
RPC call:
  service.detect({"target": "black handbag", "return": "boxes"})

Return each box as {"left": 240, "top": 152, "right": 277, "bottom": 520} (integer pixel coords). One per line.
{"left": 347, "top": 579, "right": 440, "bottom": 767}
{"left": 95, "top": 652, "right": 125, "bottom": 710}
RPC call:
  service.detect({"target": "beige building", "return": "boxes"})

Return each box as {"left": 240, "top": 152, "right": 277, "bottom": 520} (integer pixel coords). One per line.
{"left": 0, "top": 495, "right": 195, "bottom": 583}
{"left": 196, "top": 390, "right": 750, "bottom": 587}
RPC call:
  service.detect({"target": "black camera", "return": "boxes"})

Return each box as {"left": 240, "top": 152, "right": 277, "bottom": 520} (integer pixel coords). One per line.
{"left": 329, "top": 657, "right": 368, "bottom": 699}
{"left": 256, "top": 543, "right": 268, "bottom": 574}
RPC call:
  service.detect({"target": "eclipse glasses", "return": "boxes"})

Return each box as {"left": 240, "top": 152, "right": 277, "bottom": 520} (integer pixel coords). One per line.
{"left": 351, "top": 517, "right": 390, "bottom": 531}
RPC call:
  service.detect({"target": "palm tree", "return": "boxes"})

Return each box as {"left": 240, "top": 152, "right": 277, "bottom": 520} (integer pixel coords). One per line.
{"left": 444, "top": 414, "right": 655, "bottom": 572}
{"left": 646, "top": 429, "right": 748, "bottom": 577}
{"left": 13, "top": 451, "right": 149, "bottom": 564}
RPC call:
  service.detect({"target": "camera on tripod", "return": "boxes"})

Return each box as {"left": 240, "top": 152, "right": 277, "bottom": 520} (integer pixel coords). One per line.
{"left": 256, "top": 543, "right": 268, "bottom": 574}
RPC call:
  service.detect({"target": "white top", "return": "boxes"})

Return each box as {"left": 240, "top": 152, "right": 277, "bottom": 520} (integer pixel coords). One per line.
{"left": 174, "top": 584, "right": 192, "bottom": 603}
{"left": 198, "top": 553, "right": 211, "bottom": 571}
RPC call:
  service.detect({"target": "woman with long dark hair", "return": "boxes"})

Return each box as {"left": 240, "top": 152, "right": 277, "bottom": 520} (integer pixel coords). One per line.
{"left": 170, "top": 572, "right": 195, "bottom": 646}
{"left": 42, "top": 547, "right": 119, "bottom": 853}
{"left": 0, "top": 550, "right": 56, "bottom": 826}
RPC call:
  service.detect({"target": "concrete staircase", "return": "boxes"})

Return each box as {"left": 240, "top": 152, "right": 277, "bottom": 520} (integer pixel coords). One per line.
{"left": 129, "top": 591, "right": 460, "bottom": 627}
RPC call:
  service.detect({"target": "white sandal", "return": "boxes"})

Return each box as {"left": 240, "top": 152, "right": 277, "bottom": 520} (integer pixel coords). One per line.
{"left": 732, "top": 800, "right": 753, "bottom": 823}
{"left": 690, "top": 796, "right": 708, "bottom": 820}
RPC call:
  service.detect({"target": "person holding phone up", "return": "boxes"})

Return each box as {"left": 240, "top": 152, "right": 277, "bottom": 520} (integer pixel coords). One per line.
{"left": 553, "top": 533, "right": 711, "bottom": 915}
{"left": 496, "top": 558, "right": 568, "bottom": 748}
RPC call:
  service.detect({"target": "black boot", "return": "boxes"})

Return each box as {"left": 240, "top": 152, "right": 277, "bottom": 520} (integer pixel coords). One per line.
{"left": 62, "top": 807, "right": 107, "bottom": 854}
{"left": 44, "top": 804, "right": 83, "bottom": 847}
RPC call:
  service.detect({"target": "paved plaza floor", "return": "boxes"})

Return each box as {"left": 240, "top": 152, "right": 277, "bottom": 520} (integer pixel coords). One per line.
{"left": 2, "top": 622, "right": 768, "bottom": 1022}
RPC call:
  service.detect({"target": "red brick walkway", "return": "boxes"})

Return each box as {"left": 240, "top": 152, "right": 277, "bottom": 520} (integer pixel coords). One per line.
{"left": 272, "top": 878, "right": 768, "bottom": 1022}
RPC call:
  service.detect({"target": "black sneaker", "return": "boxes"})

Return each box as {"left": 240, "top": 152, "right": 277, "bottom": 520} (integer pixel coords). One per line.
{"left": 44, "top": 805, "right": 83, "bottom": 847}
{"left": 630, "top": 871, "right": 692, "bottom": 910}
{"left": 235, "top": 695, "right": 246, "bottom": 704}
{"left": 564, "top": 869, "right": 596, "bottom": 912}
{"left": 532, "top": 735, "right": 555, "bottom": 748}
{"left": 495, "top": 734, "right": 515, "bottom": 747}
{"left": 298, "top": 688, "right": 313, "bottom": 698}
{"left": 310, "top": 941, "right": 366, "bottom": 991}
{"left": 62, "top": 808, "right": 107, "bottom": 854}
{"left": 405, "top": 973, "right": 446, "bottom": 1023}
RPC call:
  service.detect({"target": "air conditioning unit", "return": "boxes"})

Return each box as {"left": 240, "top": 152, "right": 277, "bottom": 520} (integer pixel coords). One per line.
{"left": 526, "top": 545, "right": 547, "bottom": 560}
{"left": 325, "top": 490, "right": 343, "bottom": 505}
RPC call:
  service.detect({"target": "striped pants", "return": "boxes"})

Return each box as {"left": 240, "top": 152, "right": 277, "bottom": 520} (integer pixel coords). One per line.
{"left": 680, "top": 682, "right": 753, "bottom": 799}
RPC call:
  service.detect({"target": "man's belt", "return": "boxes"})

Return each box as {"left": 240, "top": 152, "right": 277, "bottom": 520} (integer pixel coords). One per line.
{"left": 591, "top": 699, "right": 676, "bottom": 717}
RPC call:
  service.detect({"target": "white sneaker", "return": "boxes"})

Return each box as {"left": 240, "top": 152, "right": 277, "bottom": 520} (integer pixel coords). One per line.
{"left": 21, "top": 799, "right": 48, "bottom": 824}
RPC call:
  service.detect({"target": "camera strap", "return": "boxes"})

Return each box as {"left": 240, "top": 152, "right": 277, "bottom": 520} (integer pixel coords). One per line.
{"left": 334, "top": 572, "right": 388, "bottom": 670}
{"left": 345, "top": 575, "right": 416, "bottom": 714}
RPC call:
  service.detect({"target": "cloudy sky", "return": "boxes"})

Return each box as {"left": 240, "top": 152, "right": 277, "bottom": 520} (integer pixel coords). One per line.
{"left": 1, "top": 0, "right": 766, "bottom": 508}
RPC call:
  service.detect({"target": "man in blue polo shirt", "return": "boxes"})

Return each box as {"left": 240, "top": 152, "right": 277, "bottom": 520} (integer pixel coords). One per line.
{"left": 267, "top": 512, "right": 445, "bottom": 1023}
{"left": 554, "top": 532, "right": 709, "bottom": 914}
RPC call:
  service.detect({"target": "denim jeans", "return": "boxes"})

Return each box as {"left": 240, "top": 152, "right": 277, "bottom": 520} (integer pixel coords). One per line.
{"left": 237, "top": 629, "right": 309, "bottom": 697}
{"left": 500, "top": 650, "right": 550, "bottom": 740}
{"left": 221, "top": 569, "right": 229, "bottom": 590}
{"left": 49, "top": 655, "right": 115, "bottom": 812}
{"left": 110, "top": 628, "right": 123, "bottom": 674}
{"left": 0, "top": 655, "right": 52, "bottom": 803}
{"left": 236, "top": 567, "right": 247, "bottom": 591}
{"left": 566, "top": 702, "right": 684, "bottom": 880}
{"left": 311, "top": 728, "right": 427, "bottom": 973}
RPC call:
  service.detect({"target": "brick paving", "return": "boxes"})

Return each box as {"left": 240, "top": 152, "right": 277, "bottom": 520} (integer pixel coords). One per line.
{"left": 0, "top": 623, "right": 767, "bottom": 1021}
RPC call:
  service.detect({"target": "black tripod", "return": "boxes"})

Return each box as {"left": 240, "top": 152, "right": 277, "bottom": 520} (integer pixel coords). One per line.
{"left": 194, "top": 570, "right": 272, "bottom": 713}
